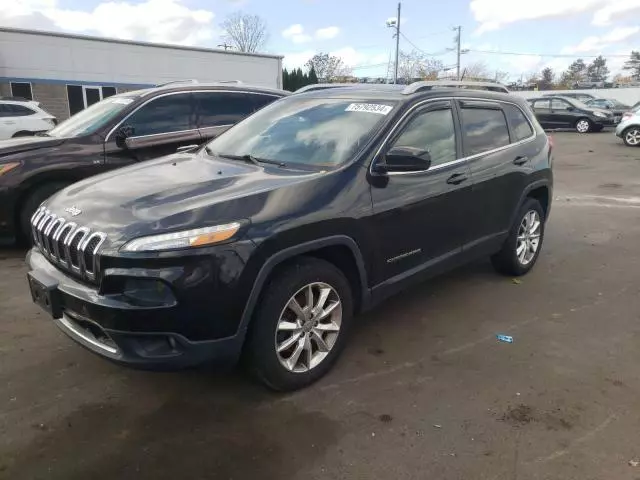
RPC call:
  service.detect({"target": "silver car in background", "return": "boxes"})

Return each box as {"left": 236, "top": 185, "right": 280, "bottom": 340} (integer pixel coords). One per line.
{"left": 615, "top": 105, "right": 640, "bottom": 146}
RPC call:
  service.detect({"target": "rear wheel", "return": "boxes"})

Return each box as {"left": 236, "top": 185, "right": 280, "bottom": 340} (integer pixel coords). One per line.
{"left": 19, "top": 182, "right": 70, "bottom": 244}
{"left": 575, "top": 118, "right": 592, "bottom": 133}
{"left": 491, "top": 198, "right": 545, "bottom": 276}
{"left": 622, "top": 127, "right": 640, "bottom": 146}
{"left": 245, "top": 257, "right": 353, "bottom": 391}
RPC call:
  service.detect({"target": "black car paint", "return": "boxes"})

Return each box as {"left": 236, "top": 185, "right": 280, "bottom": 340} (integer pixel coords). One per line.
{"left": 0, "top": 85, "right": 289, "bottom": 244}
{"left": 529, "top": 96, "right": 614, "bottom": 130}
{"left": 26, "top": 88, "right": 553, "bottom": 368}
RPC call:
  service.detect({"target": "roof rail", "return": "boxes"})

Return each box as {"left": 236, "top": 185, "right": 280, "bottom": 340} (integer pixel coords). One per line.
{"left": 155, "top": 79, "right": 199, "bottom": 87}
{"left": 294, "top": 83, "right": 399, "bottom": 94}
{"left": 403, "top": 80, "right": 510, "bottom": 95}
{"left": 215, "top": 80, "right": 243, "bottom": 84}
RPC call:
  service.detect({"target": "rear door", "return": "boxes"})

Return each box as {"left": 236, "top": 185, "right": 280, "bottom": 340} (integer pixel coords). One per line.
{"left": 531, "top": 98, "right": 551, "bottom": 127}
{"left": 460, "top": 100, "right": 533, "bottom": 250}
{"left": 0, "top": 105, "right": 17, "bottom": 139}
{"left": 194, "top": 91, "right": 281, "bottom": 142}
{"left": 103, "top": 92, "right": 200, "bottom": 169}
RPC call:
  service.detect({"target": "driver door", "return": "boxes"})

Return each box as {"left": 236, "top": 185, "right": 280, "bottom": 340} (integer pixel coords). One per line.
{"left": 104, "top": 92, "right": 200, "bottom": 169}
{"left": 369, "top": 100, "right": 471, "bottom": 285}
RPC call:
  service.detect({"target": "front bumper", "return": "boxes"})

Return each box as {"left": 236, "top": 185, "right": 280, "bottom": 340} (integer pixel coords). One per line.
{"left": 26, "top": 248, "right": 249, "bottom": 369}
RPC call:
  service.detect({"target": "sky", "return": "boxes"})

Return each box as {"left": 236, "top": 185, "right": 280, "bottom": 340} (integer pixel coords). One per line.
{"left": 2, "top": 0, "right": 640, "bottom": 81}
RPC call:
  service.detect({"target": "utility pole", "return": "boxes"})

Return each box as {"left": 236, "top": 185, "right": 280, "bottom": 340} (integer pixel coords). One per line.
{"left": 218, "top": 43, "right": 232, "bottom": 51}
{"left": 455, "top": 26, "right": 461, "bottom": 81}
{"left": 394, "top": 3, "right": 401, "bottom": 84}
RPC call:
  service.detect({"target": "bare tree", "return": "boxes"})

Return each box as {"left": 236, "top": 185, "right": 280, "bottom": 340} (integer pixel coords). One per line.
{"left": 220, "top": 12, "right": 269, "bottom": 53}
{"left": 305, "top": 53, "right": 351, "bottom": 82}
{"left": 397, "top": 50, "right": 444, "bottom": 83}
{"left": 461, "top": 61, "right": 491, "bottom": 80}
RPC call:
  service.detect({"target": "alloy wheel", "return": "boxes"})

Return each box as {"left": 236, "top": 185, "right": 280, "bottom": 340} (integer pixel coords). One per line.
{"left": 576, "top": 120, "right": 590, "bottom": 133}
{"left": 516, "top": 210, "right": 542, "bottom": 266}
{"left": 275, "top": 282, "right": 342, "bottom": 373}
{"left": 625, "top": 129, "right": 640, "bottom": 146}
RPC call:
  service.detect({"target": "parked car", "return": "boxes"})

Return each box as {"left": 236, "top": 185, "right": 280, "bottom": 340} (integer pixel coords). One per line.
{"left": 0, "top": 100, "right": 57, "bottom": 140}
{"left": 542, "top": 92, "right": 597, "bottom": 103}
{"left": 528, "top": 96, "right": 614, "bottom": 132}
{"left": 615, "top": 108, "right": 640, "bottom": 146}
{"left": 574, "top": 80, "right": 604, "bottom": 89}
{"left": 0, "top": 82, "right": 288, "bottom": 244}
{"left": 25, "top": 83, "right": 553, "bottom": 390}
{"left": 584, "top": 98, "right": 632, "bottom": 123}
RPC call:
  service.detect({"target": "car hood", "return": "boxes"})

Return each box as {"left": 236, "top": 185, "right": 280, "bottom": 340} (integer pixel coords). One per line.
{"left": 44, "top": 152, "right": 321, "bottom": 246}
{"left": 0, "top": 136, "right": 65, "bottom": 156}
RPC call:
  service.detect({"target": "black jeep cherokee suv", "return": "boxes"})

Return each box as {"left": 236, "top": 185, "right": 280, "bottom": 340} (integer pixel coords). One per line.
{"left": 26, "top": 83, "right": 553, "bottom": 391}
{"left": 0, "top": 82, "right": 288, "bottom": 244}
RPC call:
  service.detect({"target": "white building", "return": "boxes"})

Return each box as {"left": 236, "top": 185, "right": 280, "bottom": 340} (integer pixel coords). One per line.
{"left": 0, "top": 27, "right": 283, "bottom": 120}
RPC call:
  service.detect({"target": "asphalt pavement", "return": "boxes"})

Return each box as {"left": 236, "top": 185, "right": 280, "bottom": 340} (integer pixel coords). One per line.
{"left": 1, "top": 130, "right": 640, "bottom": 480}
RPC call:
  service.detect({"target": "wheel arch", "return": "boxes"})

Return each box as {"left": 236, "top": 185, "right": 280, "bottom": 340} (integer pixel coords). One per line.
{"left": 511, "top": 180, "right": 552, "bottom": 227}
{"left": 237, "top": 235, "right": 370, "bottom": 342}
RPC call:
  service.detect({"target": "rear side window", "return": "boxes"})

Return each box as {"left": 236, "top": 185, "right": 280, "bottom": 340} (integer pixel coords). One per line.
{"left": 503, "top": 104, "right": 534, "bottom": 142}
{"left": 460, "top": 106, "right": 510, "bottom": 156}
{"left": 391, "top": 108, "right": 456, "bottom": 167}
{"left": 533, "top": 99, "right": 550, "bottom": 109}
{"left": 125, "top": 93, "right": 196, "bottom": 136}
{"left": 194, "top": 92, "right": 270, "bottom": 128}
{"left": 551, "top": 99, "right": 569, "bottom": 110}
{"left": 1, "top": 104, "right": 35, "bottom": 116}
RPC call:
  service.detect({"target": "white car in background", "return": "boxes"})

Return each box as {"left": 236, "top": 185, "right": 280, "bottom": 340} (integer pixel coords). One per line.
{"left": 0, "top": 100, "right": 57, "bottom": 140}
{"left": 615, "top": 105, "right": 640, "bottom": 146}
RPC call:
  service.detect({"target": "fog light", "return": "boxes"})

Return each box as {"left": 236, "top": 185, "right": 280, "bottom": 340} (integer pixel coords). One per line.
{"left": 123, "top": 278, "right": 175, "bottom": 306}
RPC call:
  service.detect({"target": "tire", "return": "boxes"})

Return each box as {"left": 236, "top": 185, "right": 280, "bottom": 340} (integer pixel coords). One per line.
{"left": 622, "top": 127, "right": 640, "bottom": 147}
{"left": 575, "top": 118, "right": 592, "bottom": 133}
{"left": 491, "top": 198, "right": 545, "bottom": 277}
{"left": 245, "top": 257, "right": 353, "bottom": 391}
{"left": 19, "top": 182, "right": 70, "bottom": 244}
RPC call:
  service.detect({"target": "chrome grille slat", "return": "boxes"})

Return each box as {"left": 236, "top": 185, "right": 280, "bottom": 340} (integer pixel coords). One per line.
{"left": 30, "top": 208, "right": 107, "bottom": 282}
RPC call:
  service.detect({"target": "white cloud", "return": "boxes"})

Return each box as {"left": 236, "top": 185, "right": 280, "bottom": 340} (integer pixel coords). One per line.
{"left": 315, "top": 26, "right": 340, "bottom": 40}
{"left": 470, "top": 0, "right": 640, "bottom": 33}
{"left": 282, "top": 24, "right": 341, "bottom": 44}
{"left": 283, "top": 50, "right": 316, "bottom": 69}
{"left": 282, "top": 24, "right": 312, "bottom": 44}
{"left": 561, "top": 26, "right": 640, "bottom": 53}
{"left": 283, "top": 47, "right": 389, "bottom": 74}
{"left": 0, "top": 0, "right": 216, "bottom": 45}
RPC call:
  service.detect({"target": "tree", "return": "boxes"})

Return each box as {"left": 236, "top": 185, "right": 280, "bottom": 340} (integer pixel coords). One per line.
{"left": 220, "top": 12, "right": 269, "bottom": 53}
{"left": 308, "top": 65, "right": 319, "bottom": 84}
{"left": 461, "top": 61, "right": 491, "bottom": 80}
{"left": 305, "top": 53, "right": 351, "bottom": 82}
{"left": 587, "top": 55, "right": 609, "bottom": 81}
{"left": 559, "top": 58, "right": 587, "bottom": 87}
{"left": 539, "top": 67, "right": 555, "bottom": 90}
{"left": 623, "top": 51, "right": 640, "bottom": 79}
{"left": 396, "top": 50, "right": 444, "bottom": 83}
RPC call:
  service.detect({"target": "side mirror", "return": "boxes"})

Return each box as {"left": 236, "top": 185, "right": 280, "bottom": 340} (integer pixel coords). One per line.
{"left": 566, "top": 106, "right": 575, "bottom": 111}
{"left": 377, "top": 146, "right": 432, "bottom": 173}
{"left": 115, "top": 124, "right": 135, "bottom": 148}
{"left": 606, "top": 105, "right": 611, "bottom": 109}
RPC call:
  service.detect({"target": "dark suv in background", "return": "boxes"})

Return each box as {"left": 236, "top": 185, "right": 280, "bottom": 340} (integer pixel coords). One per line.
{"left": 26, "top": 81, "right": 553, "bottom": 391}
{"left": 529, "top": 95, "right": 614, "bottom": 132}
{"left": 0, "top": 82, "right": 288, "bottom": 243}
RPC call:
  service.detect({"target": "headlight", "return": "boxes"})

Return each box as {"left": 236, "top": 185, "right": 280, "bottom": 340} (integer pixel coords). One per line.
{"left": 593, "top": 111, "right": 606, "bottom": 118}
{"left": 121, "top": 222, "right": 242, "bottom": 252}
{"left": 0, "top": 162, "right": 20, "bottom": 176}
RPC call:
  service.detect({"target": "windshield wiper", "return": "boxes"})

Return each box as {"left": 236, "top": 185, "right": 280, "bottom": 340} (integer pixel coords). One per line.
{"left": 214, "top": 152, "right": 287, "bottom": 168}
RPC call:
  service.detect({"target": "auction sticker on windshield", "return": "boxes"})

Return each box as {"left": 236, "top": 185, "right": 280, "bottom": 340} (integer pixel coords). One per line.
{"left": 345, "top": 103, "right": 393, "bottom": 115}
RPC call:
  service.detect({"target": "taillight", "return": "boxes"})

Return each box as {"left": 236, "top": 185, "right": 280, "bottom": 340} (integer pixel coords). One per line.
{"left": 548, "top": 134, "right": 554, "bottom": 150}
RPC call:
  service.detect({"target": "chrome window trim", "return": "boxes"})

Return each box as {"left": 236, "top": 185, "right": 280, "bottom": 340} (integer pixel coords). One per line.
{"left": 370, "top": 96, "right": 537, "bottom": 177}
{"left": 105, "top": 89, "right": 282, "bottom": 142}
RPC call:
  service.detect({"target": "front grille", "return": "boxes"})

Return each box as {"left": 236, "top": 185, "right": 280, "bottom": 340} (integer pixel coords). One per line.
{"left": 31, "top": 206, "right": 107, "bottom": 281}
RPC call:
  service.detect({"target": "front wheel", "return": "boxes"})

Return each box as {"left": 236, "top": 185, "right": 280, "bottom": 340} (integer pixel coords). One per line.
{"left": 245, "top": 257, "right": 353, "bottom": 391}
{"left": 491, "top": 198, "right": 545, "bottom": 276}
{"left": 575, "top": 118, "right": 592, "bottom": 133}
{"left": 622, "top": 127, "right": 640, "bottom": 146}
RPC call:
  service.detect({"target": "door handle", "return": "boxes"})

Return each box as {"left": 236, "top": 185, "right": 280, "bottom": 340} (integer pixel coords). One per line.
{"left": 513, "top": 155, "right": 529, "bottom": 166}
{"left": 446, "top": 172, "right": 468, "bottom": 185}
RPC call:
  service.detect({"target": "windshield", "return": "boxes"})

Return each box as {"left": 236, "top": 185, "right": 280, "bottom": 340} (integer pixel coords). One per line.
{"left": 48, "top": 96, "right": 138, "bottom": 138}
{"left": 205, "top": 97, "right": 396, "bottom": 168}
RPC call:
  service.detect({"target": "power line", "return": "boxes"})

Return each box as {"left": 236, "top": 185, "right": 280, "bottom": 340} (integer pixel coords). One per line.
{"left": 468, "top": 49, "right": 631, "bottom": 58}
{"left": 399, "top": 32, "right": 450, "bottom": 57}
